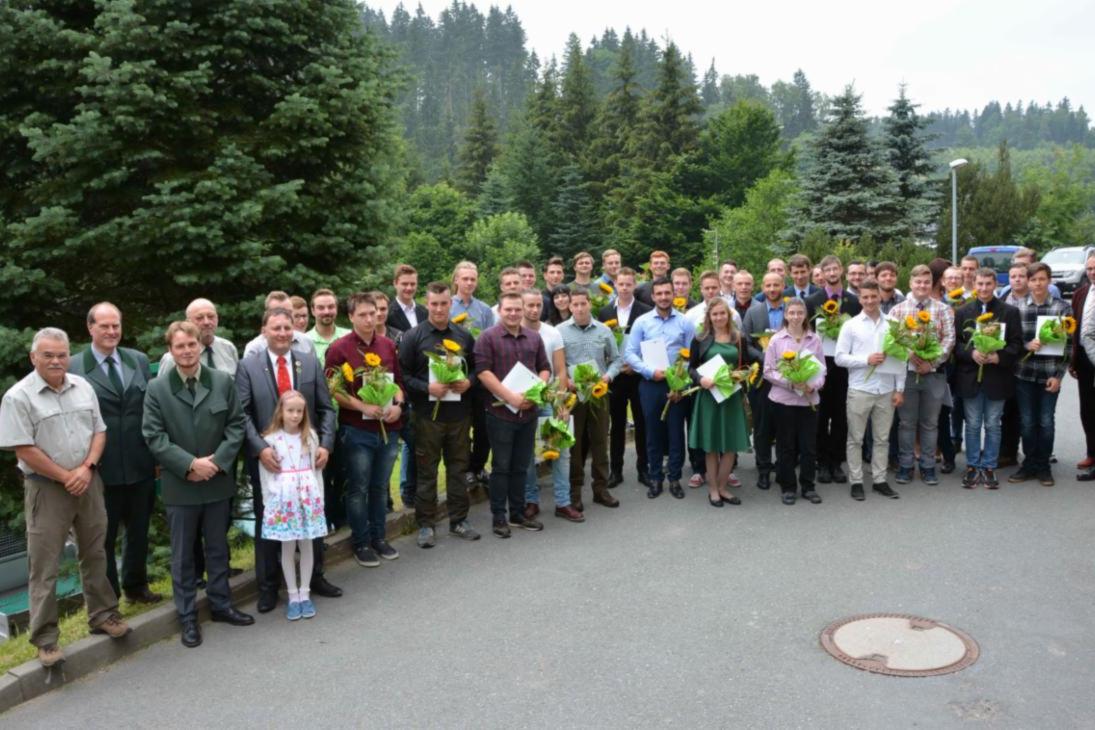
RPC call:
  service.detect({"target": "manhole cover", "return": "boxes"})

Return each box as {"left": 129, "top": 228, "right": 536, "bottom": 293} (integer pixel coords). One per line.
{"left": 820, "top": 613, "right": 979, "bottom": 677}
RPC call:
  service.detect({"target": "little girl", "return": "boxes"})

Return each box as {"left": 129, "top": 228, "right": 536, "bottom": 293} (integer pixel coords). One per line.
{"left": 260, "top": 390, "right": 328, "bottom": 621}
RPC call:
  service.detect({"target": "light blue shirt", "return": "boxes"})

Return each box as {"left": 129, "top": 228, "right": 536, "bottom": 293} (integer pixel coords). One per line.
{"left": 624, "top": 309, "right": 695, "bottom": 380}
{"left": 451, "top": 296, "right": 496, "bottom": 332}
{"left": 91, "top": 345, "right": 130, "bottom": 388}
{"left": 765, "top": 301, "right": 785, "bottom": 331}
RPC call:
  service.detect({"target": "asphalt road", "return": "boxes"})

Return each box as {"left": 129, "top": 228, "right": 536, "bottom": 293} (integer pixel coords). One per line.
{"left": 5, "top": 380, "right": 1094, "bottom": 729}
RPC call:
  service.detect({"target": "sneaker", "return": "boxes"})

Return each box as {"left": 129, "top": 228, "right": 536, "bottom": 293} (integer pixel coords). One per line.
{"left": 37, "top": 644, "right": 64, "bottom": 667}
{"left": 920, "top": 467, "right": 939, "bottom": 486}
{"left": 417, "top": 526, "right": 436, "bottom": 548}
{"left": 286, "top": 601, "right": 303, "bottom": 621}
{"left": 449, "top": 520, "right": 481, "bottom": 540}
{"left": 353, "top": 545, "right": 380, "bottom": 567}
{"left": 508, "top": 515, "right": 544, "bottom": 531}
{"left": 688, "top": 473, "right": 705, "bottom": 488}
{"left": 872, "top": 482, "right": 899, "bottom": 499}
{"left": 91, "top": 614, "right": 132, "bottom": 639}
{"left": 1008, "top": 469, "right": 1035, "bottom": 483}
{"left": 492, "top": 521, "right": 511, "bottom": 539}
{"left": 371, "top": 539, "right": 399, "bottom": 560}
{"left": 894, "top": 466, "right": 913, "bottom": 484}
{"left": 1037, "top": 471, "right": 1055, "bottom": 487}
{"left": 850, "top": 483, "right": 865, "bottom": 501}
{"left": 727, "top": 472, "right": 742, "bottom": 488}
{"left": 300, "top": 599, "right": 316, "bottom": 619}
{"left": 961, "top": 467, "right": 980, "bottom": 489}
{"left": 981, "top": 468, "right": 999, "bottom": 489}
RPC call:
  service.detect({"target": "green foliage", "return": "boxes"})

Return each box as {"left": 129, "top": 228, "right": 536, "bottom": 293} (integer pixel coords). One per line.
{"left": 1017, "top": 145, "right": 1095, "bottom": 247}
{"left": 547, "top": 164, "right": 598, "bottom": 259}
{"left": 631, "top": 42, "right": 702, "bottom": 167}
{"left": 400, "top": 182, "right": 477, "bottom": 285}
{"left": 456, "top": 87, "right": 498, "bottom": 196}
{"left": 883, "top": 84, "right": 940, "bottom": 238}
{"left": 705, "top": 168, "right": 798, "bottom": 274}
{"left": 463, "top": 212, "right": 540, "bottom": 299}
{"left": 559, "top": 33, "right": 599, "bottom": 164}
{"left": 770, "top": 70, "right": 820, "bottom": 140}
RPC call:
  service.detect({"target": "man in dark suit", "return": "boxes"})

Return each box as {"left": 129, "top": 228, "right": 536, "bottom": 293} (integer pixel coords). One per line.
{"left": 237, "top": 308, "right": 340, "bottom": 613}
{"left": 598, "top": 267, "right": 653, "bottom": 487}
{"left": 742, "top": 274, "right": 787, "bottom": 489}
{"left": 69, "top": 303, "right": 161, "bottom": 604}
{"left": 954, "top": 268, "right": 1023, "bottom": 489}
{"left": 143, "top": 321, "right": 252, "bottom": 648}
{"left": 387, "top": 263, "right": 428, "bottom": 337}
{"left": 634, "top": 250, "right": 671, "bottom": 306}
{"left": 783, "top": 254, "right": 820, "bottom": 301}
{"left": 806, "top": 255, "right": 862, "bottom": 484}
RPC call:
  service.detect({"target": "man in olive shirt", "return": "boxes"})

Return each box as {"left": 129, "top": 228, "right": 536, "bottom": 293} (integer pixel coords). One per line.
{"left": 0, "top": 328, "right": 131, "bottom": 667}
{"left": 143, "top": 321, "right": 252, "bottom": 648}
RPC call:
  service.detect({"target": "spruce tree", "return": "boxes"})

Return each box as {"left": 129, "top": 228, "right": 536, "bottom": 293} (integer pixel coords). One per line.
{"left": 548, "top": 163, "right": 597, "bottom": 259}
{"left": 883, "top": 84, "right": 939, "bottom": 238}
{"left": 559, "top": 33, "right": 599, "bottom": 163}
{"left": 632, "top": 41, "right": 702, "bottom": 167}
{"left": 586, "top": 32, "right": 643, "bottom": 203}
{"left": 456, "top": 87, "right": 499, "bottom": 195}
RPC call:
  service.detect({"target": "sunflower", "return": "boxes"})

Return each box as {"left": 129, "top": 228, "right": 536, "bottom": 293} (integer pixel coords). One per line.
{"left": 591, "top": 382, "right": 609, "bottom": 398}
{"left": 451, "top": 312, "right": 468, "bottom": 324}
{"left": 748, "top": 362, "right": 761, "bottom": 385}
{"left": 598, "top": 281, "right": 614, "bottom": 294}
{"left": 904, "top": 315, "right": 919, "bottom": 329}
{"left": 564, "top": 393, "right": 578, "bottom": 409}
{"left": 1063, "top": 316, "right": 1077, "bottom": 335}
{"left": 673, "top": 296, "right": 687, "bottom": 309}
{"left": 542, "top": 449, "right": 560, "bottom": 461}
{"left": 948, "top": 287, "right": 966, "bottom": 300}
{"left": 442, "top": 339, "right": 461, "bottom": 353}
{"left": 822, "top": 300, "right": 839, "bottom": 315}
{"left": 679, "top": 348, "right": 691, "bottom": 359}
{"left": 781, "top": 350, "right": 796, "bottom": 361}
{"left": 603, "top": 318, "right": 619, "bottom": 328}
{"left": 783, "top": 296, "right": 791, "bottom": 304}
{"left": 364, "top": 352, "right": 382, "bottom": 368}
{"left": 341, "top": 363, "right": 355, "bottom": 382}
{"left": 917, "top": 310, "right": 931, "bottom": 323}
{"left": 976, "top": 312, "right": 995, "bottom": 323}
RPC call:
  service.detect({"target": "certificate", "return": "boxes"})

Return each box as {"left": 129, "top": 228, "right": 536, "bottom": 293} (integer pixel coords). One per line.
{"left": 696, "top": 356, "right": 733, "bottom": 403}
{"left": 428, "top": 368, "right": 461, "bottom": 402}
{"left": 875, "top": 332, "right": 908, "bottom": 377}
{"left": 640, "top": 338, "right": 670, "bottom": 371}
{"left": 361, "top": 373, "right": 394, "bottom": 420}
{"left": 500, "top": 361, "right": 541, "bottom": 414}
{"left": 1033, "top": 316, "right": 1064, "bottom": 357}
{"left": 822, "top": 336, "right": 837, "bottom": 357}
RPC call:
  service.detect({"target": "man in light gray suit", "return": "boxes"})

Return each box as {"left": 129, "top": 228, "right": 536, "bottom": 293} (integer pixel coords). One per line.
{"left": 236, "top": 308, "right": 339, "bottom": 614}
{"left": 741, "top": 272, "right": 789, "bottom": 489}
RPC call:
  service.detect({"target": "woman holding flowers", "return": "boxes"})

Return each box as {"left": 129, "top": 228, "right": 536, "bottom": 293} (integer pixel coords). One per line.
{"left": 687, "top": 298, "right": 754, "bottom": 506}
{"left": 764, "top": 298, "right": 827, "bottom": 505}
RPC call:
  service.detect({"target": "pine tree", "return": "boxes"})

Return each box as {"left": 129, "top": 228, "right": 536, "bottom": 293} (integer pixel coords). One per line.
{"left": 883, "top": 84, "right": 939, "bottom": 238}
{"left": 559, "top": 33, "right": 599, "bottom": 163}
{"left": 789, "top": 85, "right": 906, "bottom": 242}
{"left": 586, "top": 32, "right": 643, "bottom": 203}
{"left": 548, "top": 163, "right": 597, "bottom": 258}
{"left": 456, "top": 87, "right": 498, "bottom": 195}
{"left": 701, "top": 59, "right": 720, "bottom": 110}
{"left": 631, "top": 41, "right": 702, "bottom": 168}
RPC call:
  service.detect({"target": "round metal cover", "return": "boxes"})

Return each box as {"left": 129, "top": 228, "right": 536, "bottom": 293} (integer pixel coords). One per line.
{"left": 820, "top": 613, "right": 979, "bottom": 677}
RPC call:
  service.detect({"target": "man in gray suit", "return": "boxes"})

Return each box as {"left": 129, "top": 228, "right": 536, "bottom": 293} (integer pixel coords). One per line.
{"left": 742, "top": 272, "right": 788, "bottom": 489}
{"left": 143, "top": 321, "right": 252, "bottom": 648}
{"left": 69, "top": 302, "right": 161, "bottom": 604}
{"left": 237, "top": 307, "right": 340, "bottom": 613}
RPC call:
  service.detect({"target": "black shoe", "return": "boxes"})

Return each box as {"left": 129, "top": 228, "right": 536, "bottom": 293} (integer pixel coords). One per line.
{"left": 816, "top": 466, "right": 833, "bottom": 484}
{"left": 708, "top": 495, "right": 724, "bottom": 507}
{"left": 831, "top": 466, "right": 847, "bottom": 483}
{"left": 353, "top": 545, "right": 380, "bottom": 567}
{"left": 608, "top": 472, "right": 623, "bottom": 488}
{"left": 492, "top": 520, "right": 511, "bottom": 538}
{"left": 371, "top": 539, "right": 400, "bottom": 560}
{"left": 1008, "top": 469, "right": 1035, "bottom": 483}
{"left": 256, "top": 590, "right": 278, "bottom": 613}
{"left": 310, "top": 576, "right": 343, "bottom": 598}
{"left": 757, "top": 472, "right": 770, "bottom": 490}
{"left": 637, "top": 472, "right": 652, "bottom": 488}
{"left": 940, "top": 461, "right": 956, "bottom": 475}
{"left": 980, "top": 469, "right": 999, "bottom": 489}
{"left": 961, "top": 467, "right": 980, "bottom": 489}
{"left": 668, "top": 481, "right": 685, "bottom": 499}
{"left": 180, "top": 619, "right": 202, "bottom": 648}
{"left": 210, "top": 607, "right": 254, "bottom": 626}
{"left": 802, "top": 490, "right": 823, "bottom": 504}
{"left": 647, "top": 481, "right": 664, "bottom": 499}
{"left": 872, "top": 482, "right": 899, "bottom": 499}
{"left": 781, "top": 492, "right": 797, "bottom": 505}
{"left": 1077, "top": 467, "right": 1095, "bottom": 482}
{"left": 850, "top": 483, "right": 864, "bottom": 501}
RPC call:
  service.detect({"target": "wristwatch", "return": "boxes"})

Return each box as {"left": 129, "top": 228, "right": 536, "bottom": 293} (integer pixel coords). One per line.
{"left": 84, "top": 461, "right": 98, "bottom": 471}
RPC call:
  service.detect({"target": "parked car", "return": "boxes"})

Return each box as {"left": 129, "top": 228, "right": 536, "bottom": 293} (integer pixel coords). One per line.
{"left": 1043, "top": 245, "right": 1095, "bottom": 296}
{"left": 968, "top": 245, "right": 1021, "bottom": 286}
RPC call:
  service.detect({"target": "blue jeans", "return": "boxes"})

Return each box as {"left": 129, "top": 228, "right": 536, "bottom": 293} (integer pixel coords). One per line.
{"left": 340, "top": 425, "right": 400, "bottom": 548}
{"left": 638, "top": 380, "right": 686, "bottom": 483}
{"left": 1015, "top": 380, "right": 1059, "bottom": 473}
{"left": 962, "top": 393, "right": 1005, "bottom": 469}
{"left": 484, "top": 412, "right": 537, "bottom": 522}
{"left": 526, "top": 408, "right": 571, "bottom": 508}
{"left": 399, "top": 405, "right": 417, "bottom": 505}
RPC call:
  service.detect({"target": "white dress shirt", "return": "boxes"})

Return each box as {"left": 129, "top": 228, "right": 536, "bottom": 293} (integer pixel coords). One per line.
{"left": 398, "top": 299, "right": 419, "bottom": 329}
{"left": 834, "top": 310, "right": 904, "bottom": 394}
{"left": 615, "top": 300, "right": 634, "bottom": 329}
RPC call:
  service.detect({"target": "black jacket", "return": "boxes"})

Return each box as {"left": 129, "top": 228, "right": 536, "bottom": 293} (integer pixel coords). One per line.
{"left": 953, "top": 297, "right": 1023, "bottom": 400}
{"left": 386, "top": 301, "right": 428, "bottom": 337}
{"left": 598, "top": 300, "right": 652, "bottom": 334}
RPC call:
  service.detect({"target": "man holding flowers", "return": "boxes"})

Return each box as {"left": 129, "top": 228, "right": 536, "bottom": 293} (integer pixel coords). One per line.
{"left": 397, "top": 282, "right": 481, "bottom": 548}
{"left": 954, "top": 268, "right": 1023, "bottom": 489}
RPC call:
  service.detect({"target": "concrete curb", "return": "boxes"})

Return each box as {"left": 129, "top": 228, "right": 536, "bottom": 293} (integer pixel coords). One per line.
{"left": 0, "top": 486, "right": 488, "bottom": 714}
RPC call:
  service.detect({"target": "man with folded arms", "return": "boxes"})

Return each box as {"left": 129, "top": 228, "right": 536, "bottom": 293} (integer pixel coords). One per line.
{"left": 834, "top": 280, "right": 904, "bottom": 501}
{"left": 559, "top": 288, "right": 623, "bottom": 512}
{"left": 143, "top": 321, "right": 252, "bottom": 648}
{"left": 475, "top": 291, "right": 550, "bottom": 538}
{"left": 1, "top": 328, "right": 131, "bottom": 667}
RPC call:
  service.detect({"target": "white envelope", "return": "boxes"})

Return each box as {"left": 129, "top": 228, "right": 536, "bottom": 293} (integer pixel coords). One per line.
{"left": 640, "top": 338, "right": 670, "bottom": 371}
{"left": 822, "top": 336, "right": 837, "bottom": 357}
{"left": 875, "top": 332, "right": 908, "bottom": 377}
{"left": 500, "top": 361, "right": 542, "bottom": 414}
{"left": 361, "top": 373, "right": 394, "bottom": 420}
{"left": 696, "top": 355, "right": 733, "bottom": 403}
{"left": 1033, "top": 316, "right": 1063, "bottom": 357}
{"left": 428, "top": 368, "right": 461, "bottom": 402}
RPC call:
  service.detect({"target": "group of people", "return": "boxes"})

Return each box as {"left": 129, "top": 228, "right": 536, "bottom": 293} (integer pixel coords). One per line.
{"left": 2, "top": 245, "right": 1094, "bottom": 668}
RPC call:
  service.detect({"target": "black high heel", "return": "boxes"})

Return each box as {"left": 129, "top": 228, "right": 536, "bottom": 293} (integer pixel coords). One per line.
{"left": 708, "top": 495, "right": 724, "bottom": 508}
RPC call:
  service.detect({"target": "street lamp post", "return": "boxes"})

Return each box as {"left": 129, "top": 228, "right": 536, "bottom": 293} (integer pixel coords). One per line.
{"left": 949, "top": 158, "right": 969, "bottom": 264}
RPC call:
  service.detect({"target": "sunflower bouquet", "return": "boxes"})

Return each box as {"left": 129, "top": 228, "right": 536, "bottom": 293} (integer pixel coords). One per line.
{"left": 591, "top": 281, "right": 614, "bottom": 313}
{"left": 864, "top": 316, "right": 917, "bottom": 380}
{"left": 813, "top": 299, "right": 850, "bottom": 342}
{"left": 905, "top": 309, "right": 944, "bottom": 382}
{"left": 1020, "top": 314, "right": 1077, "bottom": 364}
{"left": 603, "top": 318, "right": 625, "bottom": 348}
{"left": 539, "top": 415, "right": 576, "bottom": 461}
{"left": 707, "top": 361, "right": 761, "bottom": 399}
{"left": 356, "top": 352, "right": 400, "bottom": 441}
{"left": 662, "top": 348, "right": 699, "bottom": 419}
{"left": 570, "top": 361, "right": 609, "bottom": 407}
{"left": 965, "top": 312, "right": 1006, "bottom": 382}
{"left": 776, "top": 349, "right": 823, "bottom": 409}
{"left": 752, "top": 329, "right": 779, "bottom": 351}
{"left": 450, "top": 311, "right": 480, "bottom": 338}
{"left": 945, "top": 287, "right": 974, "bottom": 309}
{"left": 673, "top": 296, "right": 688, "bottom": 313}
{"left": 425, "top": 338, "right": 468, "bottom": 419}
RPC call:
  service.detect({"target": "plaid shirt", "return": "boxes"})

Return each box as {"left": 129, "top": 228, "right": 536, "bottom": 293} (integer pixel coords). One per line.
{"left": 1015, "top": 294, "right": 1073, "bottom": 383}
{"left": 474, "top": 324, "right": 550, "bottom": 423}
{"left": 888, "top": 295, "right": 955, "bottom": 370}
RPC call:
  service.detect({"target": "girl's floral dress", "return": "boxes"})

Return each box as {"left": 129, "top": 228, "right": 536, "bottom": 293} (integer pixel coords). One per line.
{"left": 259, "top": 429, "right": 328, "bottom": 541}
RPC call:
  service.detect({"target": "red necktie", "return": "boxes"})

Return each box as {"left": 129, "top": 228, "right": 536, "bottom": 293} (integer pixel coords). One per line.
{"left": 276, "top": 355, "right": 291, "bottom": 395}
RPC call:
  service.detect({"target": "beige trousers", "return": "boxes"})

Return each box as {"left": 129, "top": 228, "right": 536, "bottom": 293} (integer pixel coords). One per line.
{"left": 846, "top": 389, "right": 897, "bottom": 485}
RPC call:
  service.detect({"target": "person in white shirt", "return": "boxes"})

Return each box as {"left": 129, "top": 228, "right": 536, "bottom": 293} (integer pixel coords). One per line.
{"left": 489, "top": 267, "right": 523, "bottom": 324}
{"left": 159, "top": 298, "right": 240, "bottom": 376}
{"left": 686, "top": 271, "right": 743, "bottom": 333}
{"left": 243, "top": 291, "right": 316, "bottom": 359}
{"left": 834, "top": 279, "right": 905, "bottom": 501}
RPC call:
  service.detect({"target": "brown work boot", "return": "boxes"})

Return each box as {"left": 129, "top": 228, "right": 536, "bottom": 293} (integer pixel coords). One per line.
{"left": 524, "top": 503, "right": 540, "bottom": 519}
{"left": 38, "top": 644, "right": 65, "bottom": 667}
{"left": 91, "top": 614, "right": 132, "bottom": 639}
{"left": 593, "top": 492, "right": 620, "bottom": 508}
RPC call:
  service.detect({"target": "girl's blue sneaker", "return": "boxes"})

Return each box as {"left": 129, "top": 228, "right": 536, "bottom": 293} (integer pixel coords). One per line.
{"left": 286, "top": 601, "right": 303, "bottom": 621}
{"left": 300, "top": 599, "right": 316, "bottom": 619}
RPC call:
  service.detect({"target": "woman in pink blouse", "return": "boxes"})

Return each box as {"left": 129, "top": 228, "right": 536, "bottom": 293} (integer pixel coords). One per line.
{"left": 763, "top": 298, "right": 827, "bottom": 505}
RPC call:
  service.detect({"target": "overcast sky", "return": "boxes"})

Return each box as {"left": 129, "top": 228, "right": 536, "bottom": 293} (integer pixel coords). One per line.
{"left": 371, "top": 0, "right": 1094, "bottom": 119}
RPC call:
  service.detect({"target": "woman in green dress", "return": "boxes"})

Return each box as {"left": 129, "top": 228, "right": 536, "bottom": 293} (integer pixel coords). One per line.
{"left": 688, "top": 297, "right": 754, "bottom": 507}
